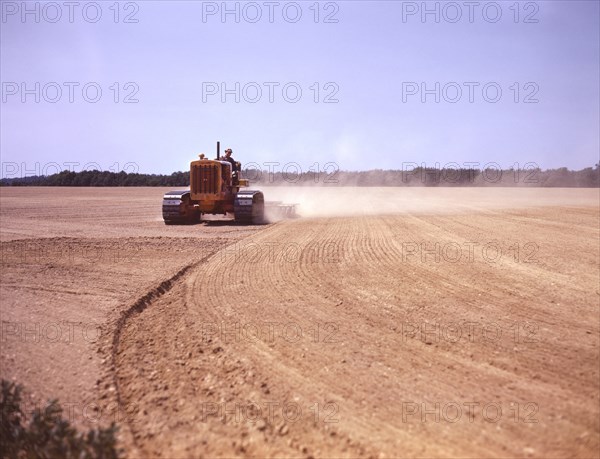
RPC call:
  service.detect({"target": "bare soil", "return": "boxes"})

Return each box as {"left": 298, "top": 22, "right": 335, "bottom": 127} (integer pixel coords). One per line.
{"left": 1, "top": 187, "right": 598, "bottom": 458}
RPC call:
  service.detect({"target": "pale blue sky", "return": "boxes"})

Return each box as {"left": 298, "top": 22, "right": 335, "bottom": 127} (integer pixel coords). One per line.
{"left": 1, "top": 1, "right": 599, "bottom": 176}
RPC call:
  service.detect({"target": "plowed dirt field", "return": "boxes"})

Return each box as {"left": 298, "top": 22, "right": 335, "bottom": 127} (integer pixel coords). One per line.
{"left": 1, "top": 187, "right": 598, "bottom": 458}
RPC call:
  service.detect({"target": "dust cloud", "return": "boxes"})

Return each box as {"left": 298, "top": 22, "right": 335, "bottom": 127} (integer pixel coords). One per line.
{"left": 260, "top": 186, "right": 599, "bottom": 218}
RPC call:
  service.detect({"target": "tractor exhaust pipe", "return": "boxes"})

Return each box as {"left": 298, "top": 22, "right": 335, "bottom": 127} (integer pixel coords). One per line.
{"left": 217, "top": 141, "right": 220, "bottom": 159}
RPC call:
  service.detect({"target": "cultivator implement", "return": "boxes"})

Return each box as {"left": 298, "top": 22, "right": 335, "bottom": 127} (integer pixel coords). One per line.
{"left": 265, "top": 201, "right": 298, "bottom": 220}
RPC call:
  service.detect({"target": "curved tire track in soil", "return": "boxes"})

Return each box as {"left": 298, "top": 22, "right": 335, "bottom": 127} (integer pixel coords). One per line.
{"left": 101, "top": 257, "right": 212, "bottom": 454}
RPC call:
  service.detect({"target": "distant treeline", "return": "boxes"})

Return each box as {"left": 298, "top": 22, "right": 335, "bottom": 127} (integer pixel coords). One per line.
{"left": 0, "top": 170, "right": 189, "bottom": 187}
{"left": 248, "top": 166, "right": 600, "bottom": 187}
{"left": 1, "top": 166, "right": 598, "bottom": 187}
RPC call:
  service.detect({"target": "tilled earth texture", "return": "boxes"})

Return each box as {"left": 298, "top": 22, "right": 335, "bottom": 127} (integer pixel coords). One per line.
{"left": 1, "top": 187, "right": 598, "bottom": 458}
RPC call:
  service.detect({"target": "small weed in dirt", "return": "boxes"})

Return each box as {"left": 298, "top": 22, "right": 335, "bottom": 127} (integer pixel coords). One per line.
{"left": 1, "top": 379, "right": 121, "bottom": 459}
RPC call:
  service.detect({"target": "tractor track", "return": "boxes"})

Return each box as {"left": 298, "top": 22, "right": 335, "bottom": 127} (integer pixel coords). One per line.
{"left": 100, "top": 234, "right": 263, "bottom": 456}
{"left": 103, "top": 258, "right": 205, "bottom": 454}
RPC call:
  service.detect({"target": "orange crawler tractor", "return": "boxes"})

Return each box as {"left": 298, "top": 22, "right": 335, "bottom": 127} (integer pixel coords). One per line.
{"left": 162, "top": 142, "right": 297, "bottom": 224}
